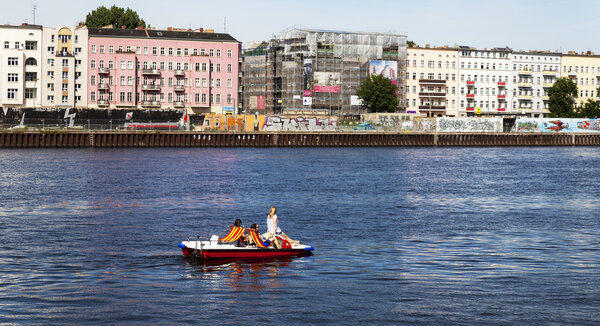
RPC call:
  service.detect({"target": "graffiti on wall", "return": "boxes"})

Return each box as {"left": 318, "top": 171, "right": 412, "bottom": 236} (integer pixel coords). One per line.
{"left": 437, "top": 117, "right": 502, "bottom": 133}
{"left": 203, "top": 114, "right": 266, "bottom": 131}
{"left": 516, "top": 118, "right": 600, "bottom": 133}
{"left": 399, "top": 118, "right": 436, "bottom": 132}
{"left": 262, "top": 117, "right": 337, "bottom": 131}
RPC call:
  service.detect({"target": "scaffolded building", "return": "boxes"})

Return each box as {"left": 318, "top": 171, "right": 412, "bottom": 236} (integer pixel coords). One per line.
{"left": 242, "top": 28, "right": 407, "bottom": 115}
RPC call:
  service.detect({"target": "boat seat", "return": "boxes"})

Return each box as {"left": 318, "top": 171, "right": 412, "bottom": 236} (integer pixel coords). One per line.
{"left": 218, "top": 226, "right": 245, "bottom": 243}
{"left": 248, "top": 228, "right": 271, "bottom": 248}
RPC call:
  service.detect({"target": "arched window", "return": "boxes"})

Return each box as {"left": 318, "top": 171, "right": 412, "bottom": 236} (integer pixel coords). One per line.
{"left": 25, "top": 57, "right": 37, "bottom": 66}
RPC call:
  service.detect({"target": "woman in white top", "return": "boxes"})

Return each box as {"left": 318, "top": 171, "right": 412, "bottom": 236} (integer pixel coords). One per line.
{"left": 265, "top": 206, "right": 299, "bottom": 248}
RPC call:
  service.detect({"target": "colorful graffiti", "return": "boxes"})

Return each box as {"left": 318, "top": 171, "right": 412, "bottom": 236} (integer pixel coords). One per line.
{"left": 263, "top": 117, "right": 337, "bottom": 131}
{"left": 515, "top": 118, "right": 600, "bottom": 133}
{"left": 202, "top": 114, "right": 266, "bottom": 131}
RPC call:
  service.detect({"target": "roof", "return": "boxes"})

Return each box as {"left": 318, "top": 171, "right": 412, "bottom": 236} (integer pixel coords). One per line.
{"left": 0, "top": 24, "right": 43, "bottom": 30}
{"left": 88, "top": 28, "right": 239, "bottom": 43}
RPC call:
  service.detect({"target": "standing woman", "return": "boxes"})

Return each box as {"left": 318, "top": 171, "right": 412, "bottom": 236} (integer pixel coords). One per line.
{"left": 265, "top": 207, "right": 300, "bottom": 248}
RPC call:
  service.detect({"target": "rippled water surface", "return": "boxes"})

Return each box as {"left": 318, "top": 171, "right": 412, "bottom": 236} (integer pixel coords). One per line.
{"left": 1, "top": 147, "right": 599, "bottom": 325}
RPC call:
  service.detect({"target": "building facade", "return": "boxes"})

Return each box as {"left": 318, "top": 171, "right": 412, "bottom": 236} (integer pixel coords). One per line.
{"left": 242, "top": 28, "right": 407, "bottom": 115}
{"left": 41, "top": 26, "right": 88, "bottom": 108}
{"left": 0, "top": 24, "right": 43, "bottom": 108}
{"left": 458, "top": 47, "right": 512, "bottom": 116}
{"left": 510, "top": 51, "right": 560, "bottom": 117}
{"left": 87, "top": 27, "right": 241, "bottom": 114}
{"left": 560, "top": 52, "right": 600, "bottom": 107}
{"left": 406, "top": 46, "right": 459, "bottom": 117}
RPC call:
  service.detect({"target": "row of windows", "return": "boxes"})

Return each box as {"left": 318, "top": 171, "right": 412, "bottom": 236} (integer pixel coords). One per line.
{"left": 90, "top": 91, "right": 234, "bottom": 104}
{"left": 91, "top": 45, "right": 234, "bottom": 58}
{"left": 90, "top": 75, "right": 234, "bottom": 88}
{"left": 460, "top": 75, "right": 557, "bottom": 84}
{"left": 408, "top": 60, "right": 457, "bottom": 69}
{"left": 407, "top": 72, "right": 457, "bottom": 81}
{"left": 47, "top": 95, "right": 80, "bottom": 104}
{"left": 3, "top": 41, "right": 37, "bottom": 50}
{"left": 462, "top": 88, "right": 548, "bottom": 97}
{"left": 90, "top": 60, "right": 234, "bottom": 73}
{"left": 564, "top": 66, "right": 600, "bottom": 74}
{"left": 406, "top": 99, "right": 457, "bottom": 108}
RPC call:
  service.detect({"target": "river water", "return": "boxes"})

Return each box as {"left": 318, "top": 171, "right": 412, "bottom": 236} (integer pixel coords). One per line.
{"left": 0, "top": 147, "right": 599, "bottom": 325}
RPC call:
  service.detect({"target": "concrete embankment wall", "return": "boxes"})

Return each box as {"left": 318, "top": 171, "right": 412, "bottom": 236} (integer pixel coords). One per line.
{"left": 1, "top": 132, "right": 600, "bottom": 148}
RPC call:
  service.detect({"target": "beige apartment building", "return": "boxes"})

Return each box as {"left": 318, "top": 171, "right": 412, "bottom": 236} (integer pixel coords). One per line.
{"left": 560, "top": 52, "right": 600, "bottom": 106}
{"left": 406, "top": 46, "right": 459, "bottom": 117}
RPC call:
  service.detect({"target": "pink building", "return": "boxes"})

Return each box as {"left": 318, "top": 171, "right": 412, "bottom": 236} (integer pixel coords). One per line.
{"left": 88, "top": 27, "right": 240, "bottom": 114}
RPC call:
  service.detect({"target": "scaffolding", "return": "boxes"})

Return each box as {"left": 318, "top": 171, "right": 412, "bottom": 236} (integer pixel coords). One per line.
{"left": 242, "top": 28, "right": 407, "bottom": 115}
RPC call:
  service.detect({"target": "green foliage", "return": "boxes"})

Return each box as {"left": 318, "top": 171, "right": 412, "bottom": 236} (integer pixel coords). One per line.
{"left": 547, "top": 77, "right": 577, "bottom": 117}
{"left": 576, "top": 99, "right": 600, "bottom": 118}
{"left": 356, "top": 74, "right": 399, "bottom": 113}
{"left": 407, "top": 41, "right": 417, "bottom": 48}
{"left": 85, "top": 6, "right": 147, "bottom": 29}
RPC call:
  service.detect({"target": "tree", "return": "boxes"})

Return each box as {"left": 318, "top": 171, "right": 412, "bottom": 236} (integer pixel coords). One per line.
{"left": 356, "top": 74, "right": 399, "bottom": 113}
{"left": 576, "top": 99, "right": 600, "bottom": 118}
{"left": 547, "top": 77, "right": 577, "bottom": 117}
{"left": 85, "top": 6, "right": 147, "bottom": 29}
{"left": 407, "top": 40, "right": 417, "bottom": 48}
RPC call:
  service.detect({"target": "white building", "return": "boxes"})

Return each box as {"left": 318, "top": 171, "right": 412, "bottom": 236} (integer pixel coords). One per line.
{"left": 458, "top": 47, "right": 512, "bottom": 116}
{"left": 510, "top": 51, "right": 560, "bottom": 117}
{"left": 41, "top": 26, "right": 88, "bottom": 108}
{"left": 0, "top": 24, "right": 43, "bottom": 108}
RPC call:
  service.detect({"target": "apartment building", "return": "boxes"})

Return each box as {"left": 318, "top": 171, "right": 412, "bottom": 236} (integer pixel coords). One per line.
{"left": 0, "top": 24, "right": 43, "bottom": 108}
{"left": 41, "top": 26, "right": 88, "bottom": 108}
{"left": 406, "top": 46, "right": 459, "bottom": 117}
{"left": 458, "top": 47, "right": 512, "bottom": 116}
{"left": 87, "top": 27, "right": 241, "bottom": 114}
{"left": 242, "top": 28, "right": 407, "bottom": 115}
{"left": 560, "top": 52, "right": 600, "bottom": 107}
{"left": 510, "top": 51, "right": 560, "bottom": 117}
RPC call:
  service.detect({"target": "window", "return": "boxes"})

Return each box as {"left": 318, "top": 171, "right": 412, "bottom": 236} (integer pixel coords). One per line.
{"left": 227, "top": 79, "right": 232, "bottom": 88}
{"left": 216, "top": 49, "right": 221, "bottom": 57}
{"left": 202, "top": 63, "right": 207, "bottom": 71}
{"left": 14, "top": 42, "right": 19, "bottom": 49}
{"left": 210, "top": 49, "right": 214, "bottom": 57}
{"left": 144, "top": 47, "right": 148, "bottom": 54}
{"left": 127, "top": 76, "right": 133, "bottom": 85}
{"left": 152, "top": 47, "right": 157, "bottom": 55}
{"left": 184, "top": 48, "right": 188, "bottom": 56}
{"left": 99, "top": 45, "right": 104, "bottom": 53}
{"left": 25, "top": 88, "right": 36, "bottom": 99}
{"left": 91, "top": 45, "right": 96, "bottom": 53}
{"left": 201, "top": 49, "right": 205, "bottom": 56}
{"left": 7, "top": 89, "right": 17, "bottom": 99}
{"left": 227, "top": 64, "right": 232, "bottom": 72}
{"left": 195, "top": 78, "right": 200, "bottom": 87}
{"left": 202, "top": 78, "right": 207, "bottom": 87}
{"left": 8, "top": 57, "right": 18, "bottom": 66}
{"left": 193, "top": 48, "right": 198, "bottom": 56}
{"left": 195, "top": 63, "right": 201, "bottom": 71}
{"left": 216, "top": 94, "right": 221, "bottom": 103}
{"left": 120, "top": 92, "right": 125, "bottom": 101}
{"left": 127, "top": 61, "right": 133, "bottom": 69}
{"left": 195, "top": 93, "right": 200, "bottom": 102}
{"left": 25, "top": 41, "right": 36, "bottom": 50}
{"left": 202, "top": 93, "right": 207, "bottom": 102}
{"left": 91, "top": 75, "right": 96, "bottom": 85}
{"left": 177, "top": 48, "right": 181, "bottom": 56}
{"left": 216, "top": 78, "right": 221, "bottom": 88}
{"left": 109, "top": 45, "right": 114, "bottom": 53}
{"left": 62, "top": 84, "right": 68, "bottom": 92}
{"left": 228, "top": 50, "right": 232, "bottom": 58}
{"left": 168, "top": 48, "right": 173, "bottom": 56}
{"left": 48, "top": 71, "right": 55, "bottom": 79}
{"left": 90, "top": 60, "right": 96, "bottom": 69}
{"left": 127, "top": 92, "right": 132, "bottom": 102}
{"left": 227, "top": 94, "right": 232, "bottom": 104}
{"left": 7, "top": 73, "right": 18, "bottom": 82}
{"left": 4, "top": 41, "right": 8, "bottom": 49}
{"left": 120, "top": 76, "right": 126, "bottom": 85}
{"left": 62, "top": 59, "right": 68, "bottom": 67}
{"left": 62, "top": 71, "right": 68, "bottom": 79}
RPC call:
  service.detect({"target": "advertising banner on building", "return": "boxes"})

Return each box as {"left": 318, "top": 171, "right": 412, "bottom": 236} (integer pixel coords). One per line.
{"left": 303, "top": 97, "right": 312, "bottom": 106}
{"left": 350, "top": 95, "right": 363, "bottom": 106}
{"left": 313, "top": 72, "right": 340, "bottom": 93}
{"left": 303, "top": 59, "right": 313, "bottom": 96}
{"left": 249, "top": 96, "right": 266, "bottom": 111}
{"left": 369, "top": 60, "right": 398, "bottom": 85}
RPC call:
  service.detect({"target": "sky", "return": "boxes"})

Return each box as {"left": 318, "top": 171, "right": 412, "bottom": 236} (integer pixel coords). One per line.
{"left": 2, "top": 0, "right": 600, "bottom": 53}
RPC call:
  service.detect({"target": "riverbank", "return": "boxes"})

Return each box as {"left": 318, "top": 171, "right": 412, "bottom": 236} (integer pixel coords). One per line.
{"left": 1, "top": 131, "right": 600, "bottom": 147}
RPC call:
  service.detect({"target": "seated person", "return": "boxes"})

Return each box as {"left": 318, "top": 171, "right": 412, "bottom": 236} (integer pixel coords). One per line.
{"left": 247, "top": 224, "right": 271, "bottom": 248}
{"left": 234, "top": 218, "right": 248, "bottom": 247}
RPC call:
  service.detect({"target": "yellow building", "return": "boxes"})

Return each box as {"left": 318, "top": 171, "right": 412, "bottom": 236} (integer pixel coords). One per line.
{"left": 560, "top": 52, "right": 600, "bottom": 106}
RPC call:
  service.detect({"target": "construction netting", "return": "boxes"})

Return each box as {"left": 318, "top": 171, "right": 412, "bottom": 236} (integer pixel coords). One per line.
{"left": 275, "top": 28, "right": 407, "bottom": 63}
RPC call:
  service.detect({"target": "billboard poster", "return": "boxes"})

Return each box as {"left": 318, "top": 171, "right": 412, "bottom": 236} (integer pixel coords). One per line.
{"left": 249, "top": 96, "right": 266, "bottom": 110}
{"left": 303, "top": 97, "right": 312, "bottom": 106}
{"left": 303, "top": 59, "right": 313, "bottom": 96}
{"left": 350, "top": 95, "right": 363, "bottom": 106}
{"left": 313, "top": 72, "right": 340, "bottom": 93}
{"left": 370, "top": 60, "right": 398, "bottom": 85}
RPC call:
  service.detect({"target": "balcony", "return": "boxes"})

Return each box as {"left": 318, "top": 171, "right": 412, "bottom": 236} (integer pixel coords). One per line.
{"left": 497, "top": 82, "right": 506, "bottom": 87}
{"left": 518, "top": 82, "right": 532, "bottom": 88}
{"left": 419, "top": 92, "right": 446, "bottom": 98}
{"left": 596, "top": 72, "right": 600, "bottom": 78}
{"left": 518, "top": 69, "right": 533, "bottom": 75}
{"left": 542, "top": 70, "right": 557, "bottom": 76}
{"left": 466, "top": 107, "right": 475, "bottom": 111}
{"left": 98, "top": 67, "right": 109, "bottom": 74}
{"left": 173, "top": 85, "right": 185, "bottom": 92}
{"left": 568, "top": 71, "right": 577, "bottom": 77}
{"left": 142, "top": 84, "right": 161, "bottom": 91}
{"left": 497, "top": 108, "right": 507, "bottom": 112}
{"left": 97, "top": 83, "right": 109, "bottom": 90}
{"left": 174, "top": 70, "right": 185, "bottom": 77}
{"left": 174, "top": 101, "right": 185, "bottom": 108}
{"left": 418, "top": 79, "right": 446, "bottom": 85}
{"left": 466, "top": 81, "right": 475, "bottom": 86}
{"left": 497, "top": 95, "right": 506, "bottom": 99}
{"left": 141, "top": 101, "right": 161, "bottom": 107}
{"left": 542, "top": 96, "right": 550, "bottom": 101}
{"left": 518, "top": 95, "right": 533, "bottom": 100}
{"left": 97, "top": 100, "right": 109, "bottom": 107}
{"left": 419, "top": 105, "right": 446, "bottom": 112}
{"left": 542, "top": 83, "right": 553, "bottom": 88}
{"left": 142, "top": 69, "right": 161, "bottom": 76}
{"left": 466, "top": 94, "right": 475, "bottom": 98}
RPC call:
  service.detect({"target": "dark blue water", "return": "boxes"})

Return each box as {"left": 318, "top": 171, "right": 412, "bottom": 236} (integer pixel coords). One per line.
{"left": 1, "top": 147, "right": 599, "bottom": 325}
